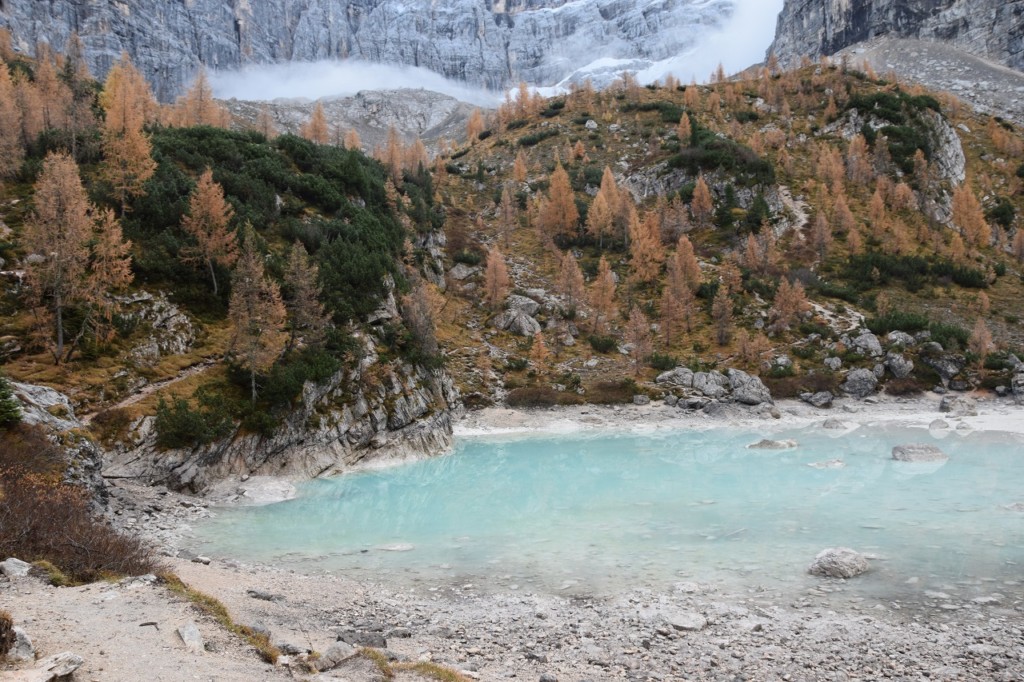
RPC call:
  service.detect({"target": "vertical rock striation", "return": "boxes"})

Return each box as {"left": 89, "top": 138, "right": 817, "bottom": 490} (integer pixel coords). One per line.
{"left": 0, "top": 0, "right": 731, "bottom": 100}
{"left": 769, "top": 0, "right": 1024, "bottom": 72}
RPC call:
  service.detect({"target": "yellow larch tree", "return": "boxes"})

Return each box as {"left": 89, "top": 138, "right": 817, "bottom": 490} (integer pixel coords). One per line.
{"left": 0, "top": 58, "right": 24, "bottom": 179}
{"left": 540, "top": 162, "right": 579, "bottom": 241}
{"left": 690, "top": 174, "right": 714, "bottom": 228}
{"left": 951, "top": 184, "right": 991, "bottom": 248}
{"left": 483, "top": 247, "right": 511, "bottom": 310}
{"left": 100, "top": 53, "right": 158, "bottom": 214}
{"left": 301, "top": 102, "right": 330, "bottom": 144}
{"left": 589, "top": 256, "right": 617, "bottom": 334}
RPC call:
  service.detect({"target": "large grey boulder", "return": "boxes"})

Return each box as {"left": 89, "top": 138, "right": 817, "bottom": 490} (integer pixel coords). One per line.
{"left": 892, "top": 444, "right": 949, "bottom": 463}
{"left": 693, "top": 371, "right": 731, "bottom": 399}
{"left": 656, "top": 367, "right": 694, "bottom": 388}
{"left": 851, "top": 331, "right": 883, "bottom": 358}
{"left": 492, "top": 310, "right": 542, "bottom": 337}
{"left": 887, "top": 330, "right": 916, "bottom": 348}
{"left": 885, "top": 352, "right": 914, "bottom": 379}
{"left": 823, "top": 356, "right": 842, "bottom": 371}
{"left": 808, "top": 548, "right": 870, "bottom": 579}
{"left": 448, "top": 263, "right": 479, "bottom": 281}
{"left": 921, "top": 351, "right": 966, "bottom": 385}
{"left": 727, "top": 369, "right": 772, "bottom": 405}
{"left": 9, "top": 382, "right": 80, "bottom": 431}
{"left": 506, "top": 294, "right": 541, "bottom": 317}
{"left": 841, "top": 368, "right": 878, "bottom": 398}
{"left": 14, "top": 652, "right": 85, "bottom": 681}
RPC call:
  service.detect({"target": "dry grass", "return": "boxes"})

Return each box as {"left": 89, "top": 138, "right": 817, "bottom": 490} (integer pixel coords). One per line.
{"left": 160, "top": 572, "right": 281, "bottom": 664}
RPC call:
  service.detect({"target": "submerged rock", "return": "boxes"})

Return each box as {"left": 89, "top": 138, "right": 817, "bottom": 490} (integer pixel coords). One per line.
{"left": 747, "top": 438, "right": 798, "bottom": 450}
{"left": 892, "top": 444, "right": 949, "bottom": 463}
{"left": 808, "top": 547, "right": 870, "bottom": 579}
{"left": 808, "top": 459, "right": 845, "bottom": 469}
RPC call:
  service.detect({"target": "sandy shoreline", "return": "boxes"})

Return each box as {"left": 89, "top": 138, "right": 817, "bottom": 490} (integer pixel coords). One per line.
{"left": 4, "top": 394, "right": 1024, "bottom": 681}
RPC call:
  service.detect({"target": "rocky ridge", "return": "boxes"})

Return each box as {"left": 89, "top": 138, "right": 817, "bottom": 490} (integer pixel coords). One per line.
{"left": 0, "top": 0, "right": 732, "bottom": 100}
{"left": 769, "top": 0, "right": 1024, "bottom": 73}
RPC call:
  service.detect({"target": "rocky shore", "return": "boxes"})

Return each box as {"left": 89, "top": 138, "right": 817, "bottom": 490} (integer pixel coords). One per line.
{"left": 4, "top": 395, "right": 1024, "bottom": 681}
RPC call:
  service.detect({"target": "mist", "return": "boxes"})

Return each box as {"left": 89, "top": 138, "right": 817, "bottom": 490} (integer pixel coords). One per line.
{"left": 637, "top": 0, "right": 786, "bottom": 84}
{"left": 209, "top": 60, "right": 502, "bottom": 107}
{"left": 210, "top": 0, "right": 785, "bottom": 105}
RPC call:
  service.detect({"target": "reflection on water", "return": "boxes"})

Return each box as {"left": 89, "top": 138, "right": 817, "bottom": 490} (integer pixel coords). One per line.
{"left": 192, "top": 425, "right": 1024, "bottom": 601}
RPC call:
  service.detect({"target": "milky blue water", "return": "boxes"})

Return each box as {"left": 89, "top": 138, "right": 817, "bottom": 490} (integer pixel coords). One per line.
{"left": 192, "top": 425, "right": 1024, "bottom": 600}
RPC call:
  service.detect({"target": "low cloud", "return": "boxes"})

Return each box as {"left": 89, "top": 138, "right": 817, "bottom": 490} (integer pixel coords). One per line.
{"left": 638, "top": 0, "right": 786, "bottom": 84}
{"left": 210, "top": 60, "right": 501, "bottom": 107}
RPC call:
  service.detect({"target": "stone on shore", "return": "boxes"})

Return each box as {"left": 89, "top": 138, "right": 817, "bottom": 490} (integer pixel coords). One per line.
{"left": 808, "top": 548, "right": 870, "bottom": 579}
{"left": 8, "top": 627, "right": 35, "bottom": 662}
{"left": 841, "top": 368, "right": 877, "bottom": 398}
{"left": 655, "top": 367, "right": 694, "bottom": 388}
{"left": 0, "top": 557, "right": 33, "bottom": 578}
{"left": 727, "top": 368, "right": 773, "bottom": 406}
{"left": 6, "top": 652, "right": 85, "bottom": 682}
{"left": 177, "top": 621, "right": 204, "bottom": 653}
{"left": 892, "top": 444, "right": 949, "bottom": 462}
{"left": 665, "top": 611, "right": 707, "bottom": 632}
{"left": 939, "top": 395, "right": 977, "bottom": 416}
{"left": 316, "top": 641, "right": 357, "bottom": 671}
{"left": 800, "top": 391, "right": 833, "bottom": 408}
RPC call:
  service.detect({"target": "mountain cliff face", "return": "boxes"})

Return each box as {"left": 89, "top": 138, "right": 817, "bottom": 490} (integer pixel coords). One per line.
{"left": 769, "top": 0, "right": 1024, "bottom": 71}
{"left": 0, "top": 0, "right": 731, "bottom": 100}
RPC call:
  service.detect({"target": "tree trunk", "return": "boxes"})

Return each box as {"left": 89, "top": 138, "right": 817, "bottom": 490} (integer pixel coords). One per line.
{"left": 209, "top": 259, "right": 218, "bottom": 296}
{"left": 54, "top": 298, "right": 64, "bottom": 365}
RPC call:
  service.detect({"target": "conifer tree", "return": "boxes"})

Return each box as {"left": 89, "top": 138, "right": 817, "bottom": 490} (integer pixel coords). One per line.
{"left": 13, "top": 71, "right": 44, "bottom": 147}
{"left": 530, "top": 331, "right": 549, "bottom": 368}
{"left": 344, "top": 128, "right": 362, "bottom": 151}
{"left": 101, "top": 53, "right": 157, "bottom": 214}
{"left": 968, "top": 318, "right": 994, "bottom": 367}
{"left": 498, "top": 184, "right": 517, "bottom": 247}
{"left": 541, "top": 162, "right": 578, "bottom": 241}
{"left": 484, "top": 247, "right": 511, "bottom": 310}
{"left": 846, "top": 134, "right": 872, "bottom": 186}
{"left": 181, "top": 168, "right": 237, "bottom": 295}
{"left": 23, "top": 152, "right": 93, "bottom": 363}
{"left": 177, "top": 68, "right": 229, "bottom": 127}
{"left": 87, "top": 207, "right": 134, "bottom": 343}
{"left": 690, "top": 175, "right": 714, "bottom": 228}
{"left": 283, "top": 241, "right": 329, "bottom": 350}
{"left": 384, "top": 126, "right": 404, "bottom": 183}
{"left": 589, "top": 256, "right": 617, "bottom": 333}
{"left": 951, "top": 184, "right": 991, "bottom": 248}
{"left": 768, "top": 278, "right": 809, "bottom": 332}
{"left": 255, "top": 104, "right": 278, "bottom": 139}
{"left": 466, "top": 108, "right": 485, "bottom": 142}
{"left": 586, "top": 191, "right": 613, "bottom": 249}
{"left": 33, "top": 45, "right": 70, "bottom": 132}
{"left": 301, "top": 102, "right": 330, "bottom": 144}
{"left": 810, "top": 212, "right": 833, "bottom": 262}
{"left": 228, "top": 227, "right": 287, "bottom": 403}
{"left": 513, "top": 150, "right": 528, "bottom": 183}
{"left": 556, "top": 251, "right": 586, "bottom": 311}
{"left": 673, "top": 235, "right": 702, "bottom": 291}
{"left": 61, "top": 33, "right": 98, "bottom": 158}
{"left": 624, "top": 307, "right": 652, "bottom": 376}
{"left": 677, "top": 113, "right": 692, "bottom": 145}
{"left": 1013, "top": 230, "right": 1024, "bottom": 264}
{"left": 400, "top": 275, "right": 439, "bottom": 360}
{"left": 629, "top": 211, "right": 664, "bottom": 284}
{"left": 711, "top": 285, "right": 732, "bottom": 345}
{"left": 0, "top": 59, "right": 24, "bottom": 179}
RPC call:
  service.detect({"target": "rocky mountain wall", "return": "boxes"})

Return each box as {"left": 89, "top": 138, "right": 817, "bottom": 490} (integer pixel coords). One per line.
{"left": 769, "top": 0, "right": 1024, "bottom": 72}
{"left": 0, "top": 0, "right": 730, "bottom": 100}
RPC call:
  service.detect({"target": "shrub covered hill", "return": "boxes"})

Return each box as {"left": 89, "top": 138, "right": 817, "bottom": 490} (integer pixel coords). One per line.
{"left": 2, "top": 39, "right": 1024, "bottom": 496}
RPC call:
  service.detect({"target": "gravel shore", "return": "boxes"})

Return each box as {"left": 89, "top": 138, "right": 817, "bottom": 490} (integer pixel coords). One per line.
{"left": 4, "top": 394, "right": 1023, "bottom": 681}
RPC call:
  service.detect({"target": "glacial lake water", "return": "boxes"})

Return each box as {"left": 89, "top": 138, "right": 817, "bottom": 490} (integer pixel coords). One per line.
{"left": 192, "top": 425, "right": 1024, "bottom": 601}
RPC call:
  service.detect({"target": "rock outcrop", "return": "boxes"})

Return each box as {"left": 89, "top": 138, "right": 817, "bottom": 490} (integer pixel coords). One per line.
{"left": 0, "top": 0, "right": 732, "bottom": 99}
{"left": 769, "top": 1, "right": 1024, "bottom": 73}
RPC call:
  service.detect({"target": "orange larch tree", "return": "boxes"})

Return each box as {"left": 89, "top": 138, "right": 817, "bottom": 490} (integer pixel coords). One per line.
{"left": 180, "top": 168, "right": 238, "bottom": 295}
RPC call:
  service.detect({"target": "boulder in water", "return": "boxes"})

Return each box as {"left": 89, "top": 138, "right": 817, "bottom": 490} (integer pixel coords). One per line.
{"left": 808, "top": 459, "right": 845, "bottom": 469}
{"left": 892, "top": 443, "right": 949, "bottom": 462}
{"left": 747, "top": 438, "right": 798, "bottom": 450}
{"left": 808, "top": 547, "right": 870, "bottom": 578}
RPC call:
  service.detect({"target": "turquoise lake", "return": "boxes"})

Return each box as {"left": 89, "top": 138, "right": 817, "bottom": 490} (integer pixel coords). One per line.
{"left": 192, "top": 425, "right": 1024, "bottom": 600}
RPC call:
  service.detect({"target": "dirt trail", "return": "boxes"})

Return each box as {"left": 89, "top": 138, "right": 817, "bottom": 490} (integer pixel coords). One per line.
{"left": 81, "top": 358, "right": 218, "bottom": 424}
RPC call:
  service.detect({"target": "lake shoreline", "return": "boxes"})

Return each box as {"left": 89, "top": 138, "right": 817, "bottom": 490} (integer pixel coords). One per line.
{"left": 6, "top": 393, "right": 1024, "bottom": 681}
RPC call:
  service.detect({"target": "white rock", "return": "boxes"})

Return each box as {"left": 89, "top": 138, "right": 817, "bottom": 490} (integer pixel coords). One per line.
{"left": 808, "top": 547, "right": 870, "bottom": 579}
{"left": 0, "top": 557, "right": 33, "bottom": 578}
{"left": 747, "top": 438, "right": 798, "bottom": 450}
{"left": 665, "top": 611, "right": 707, "bottom": 631}
{"left": 177, "top": 621, "right": 205, "bottom": 653}
{"left": 8, "top": 627, "right": 35, "bottom": 663}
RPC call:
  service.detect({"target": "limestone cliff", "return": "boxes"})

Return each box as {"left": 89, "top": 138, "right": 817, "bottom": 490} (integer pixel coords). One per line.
{"left": 0, "top": 0, "right": 731, "bottom": 100}
{"left": 769, "top": 0, "right": 1024, "bottom": 71}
